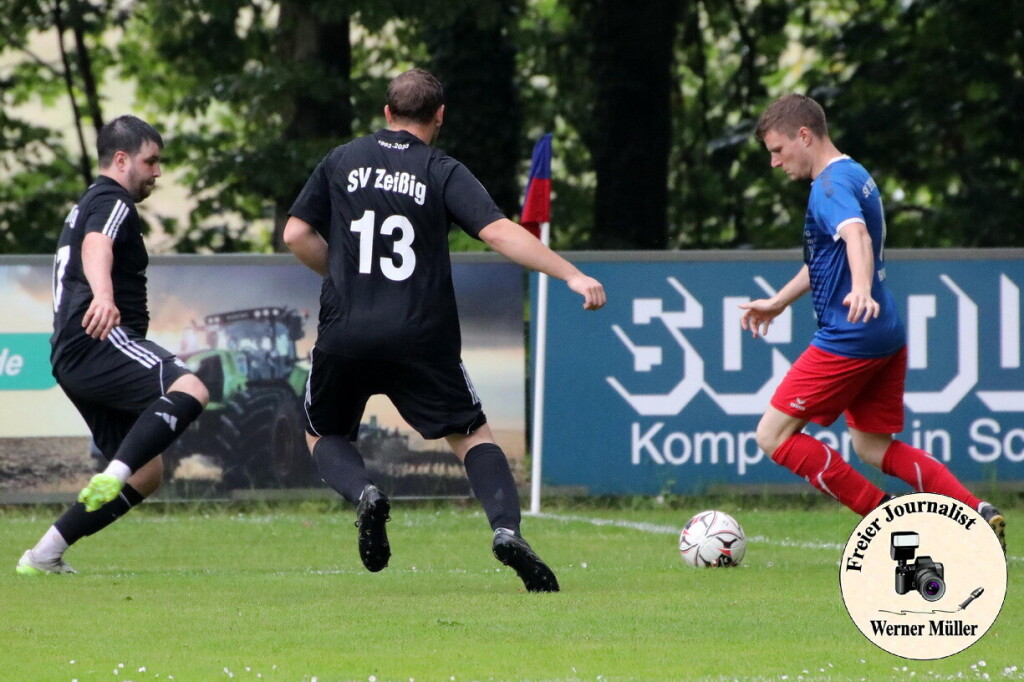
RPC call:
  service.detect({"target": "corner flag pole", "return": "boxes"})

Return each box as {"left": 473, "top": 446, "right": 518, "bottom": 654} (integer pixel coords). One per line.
{"left": 529, "top": 220, "right": 550, "bottom": 515}
{"left": 520, "top": 133, "right": 552, "bottom": 515}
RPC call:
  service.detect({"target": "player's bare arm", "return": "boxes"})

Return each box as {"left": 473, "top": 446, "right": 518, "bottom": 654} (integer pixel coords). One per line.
{"left": 739, "top": 264, "right": 810, "bottom": 339}
{"left": 81, "top": 232, "right": 120, "bottom": 340}
{"left": 283, "top": 216, "right": 328, "bottom": 277}
{"left": 478, "top": 218, "right": 606, "bottom": 310}
{"left": 839, "top": 221, "right": 880, "bottom": 323}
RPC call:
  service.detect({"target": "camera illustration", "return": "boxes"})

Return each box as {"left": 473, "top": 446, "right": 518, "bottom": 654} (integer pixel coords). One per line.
{"left": 891, "top": 531, "right": 946, "bottom": 601}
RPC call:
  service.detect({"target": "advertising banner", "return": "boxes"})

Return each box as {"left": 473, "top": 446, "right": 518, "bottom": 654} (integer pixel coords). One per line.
{"left": 0, "top": 255, "right": 525, "bottom": 499}
{"left": 534, "top": 251, "right": 1024, "bottom": 495}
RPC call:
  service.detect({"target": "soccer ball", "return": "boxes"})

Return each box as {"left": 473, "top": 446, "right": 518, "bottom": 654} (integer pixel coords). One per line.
{"left": 678, "top": 510, "right": 746, "bottom": 567}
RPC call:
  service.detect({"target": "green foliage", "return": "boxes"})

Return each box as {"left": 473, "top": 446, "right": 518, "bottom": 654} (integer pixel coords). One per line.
{"left": 0, "top": 0, "right": 1021, "bottom": 253}
{"left": 805, "top": 0, "right": 1024, "bottom": 247}
{"left": 0, "top": 0, "right": 117, "bottom": 253}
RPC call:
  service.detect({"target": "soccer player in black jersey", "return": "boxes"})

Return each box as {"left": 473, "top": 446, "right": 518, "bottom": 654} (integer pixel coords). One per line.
{"left": 284, "top": 69, "right": 605, "bottom": 592}
{"left": 17, "top": 116, "right": 209, "bottom": 576}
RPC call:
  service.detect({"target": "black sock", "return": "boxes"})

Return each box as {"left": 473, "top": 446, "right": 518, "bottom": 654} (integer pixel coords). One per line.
{"left": 114, "top": 391, "right": 204, "bottom": 472}
{"left": 54, "top": 483, "right": 146, "bottom": 545}
{"left": 313, "top": 435, "right": 373, "bottom": 504}
{"left": 463, "top": 443, "right": 521, "bottom": 535}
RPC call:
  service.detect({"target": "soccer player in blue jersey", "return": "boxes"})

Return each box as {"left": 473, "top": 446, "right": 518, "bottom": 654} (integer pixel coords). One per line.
{"left": 740, "top": 94, "right": 1005, "bottom": 550}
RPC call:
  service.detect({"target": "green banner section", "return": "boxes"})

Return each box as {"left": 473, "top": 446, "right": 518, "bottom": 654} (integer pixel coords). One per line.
{"left": 0, "top": 334, "right": 54, "bottom": 390}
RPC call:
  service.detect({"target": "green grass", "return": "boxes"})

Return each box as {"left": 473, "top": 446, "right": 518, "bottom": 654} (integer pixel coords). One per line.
{"left": 1, "top": 500, "right": 1021, "bottom": 681}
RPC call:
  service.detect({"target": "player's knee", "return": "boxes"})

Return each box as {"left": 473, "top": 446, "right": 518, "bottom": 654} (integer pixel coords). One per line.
{"left": 849, "top": 433, "right": 892, "bottom": 469}
{"left": 305, "top": 432, "right": 320, "bottom": 454}
{"left": 755, "top": 420, "right": 784, "bottom": 459}
{"left": 169, "top": 373, "right": 209, "bottom": 408}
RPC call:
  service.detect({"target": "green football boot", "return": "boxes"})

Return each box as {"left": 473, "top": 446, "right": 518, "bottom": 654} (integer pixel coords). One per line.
{"left": 78, "top": 473, "right": 124, "bottom": 512}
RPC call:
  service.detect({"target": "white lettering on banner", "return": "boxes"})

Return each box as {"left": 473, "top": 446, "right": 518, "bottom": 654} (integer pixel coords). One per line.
{"left": 631, "top": 422, "right": 764, "bottom": 475}
{"left": 0, "top": 348, "right": 24, "bottom": 376}
{"left": 906, "top": 295, "right": 936, "bottom": 370}
{"left": 607, "top": 278, "right": 705, "bottom": 416}
{"left": 607, "top": 277, "right": 791, "bottom": 417}
{"left": 630, "top": 418, "right": 1024, "bottom": 473}
{"left": 908, "top": 420, "right": 952, "bottom": 461}
{"left": 704, "top": 348, "right": 790, "bottom": 415}
{"left": 977, "top": 275, "right": 1024, "bottom": 412}
{"left": 968, "top": 418, "right": 1024, "bottom": 463}
{"left": 723, "top": 276, "right": 792, "bottom": 371}
{"left": 608, "top": 271, "right": 1023, "bottom": 424}
{"left": 905, "top": 275, "right": 979, "bottom": 413}
{"left": 999, "top": 274, "right": 1021, "bottom": 368}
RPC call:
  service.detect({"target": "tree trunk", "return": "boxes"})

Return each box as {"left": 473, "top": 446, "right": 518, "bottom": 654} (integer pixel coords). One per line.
{"left": 423, "top": 4, "right": 522, "bottom": 219}
{"left": 52, "top": 0, "right": 92, "bottom": 187}
{"left": 272, "top": 2, "right": 353, "bottom": 252}
{"left": 72, "top": 17, "right": 104, "bottom": 138}
{"left": 578, "top": 0, "right": 681, "bottom": 249}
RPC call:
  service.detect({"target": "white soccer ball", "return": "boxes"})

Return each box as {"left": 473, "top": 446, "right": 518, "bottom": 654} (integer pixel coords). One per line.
{"left": 678, "top": 510, "right": 746, "bottom": 567}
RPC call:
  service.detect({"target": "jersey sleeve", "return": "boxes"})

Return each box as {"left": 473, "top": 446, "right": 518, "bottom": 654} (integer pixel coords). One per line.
{"left": 289, "top": 151, "right": 336, "bottom": 237}
{"left": 439, "top": 161, "right": 506, "bottom": 239}
{"left": 81, "top": 192, "right": 133, "bottom": 242}
{"left": 811, "top": 172, "right": 866, "bottom": 241}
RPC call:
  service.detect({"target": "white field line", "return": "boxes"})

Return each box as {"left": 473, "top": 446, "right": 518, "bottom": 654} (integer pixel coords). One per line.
{"left": 530, "top": 512, "right": 1023, "bottom": 561}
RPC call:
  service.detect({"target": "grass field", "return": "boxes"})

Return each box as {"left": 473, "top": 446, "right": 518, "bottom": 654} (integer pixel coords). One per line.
{"left": 1, "top": 498, "right": 1021, "bottom": 681}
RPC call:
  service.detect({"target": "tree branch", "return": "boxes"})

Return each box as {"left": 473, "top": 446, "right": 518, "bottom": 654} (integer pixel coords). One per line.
{"left": 52, "top": 0, "right": 92, "bottom": 187}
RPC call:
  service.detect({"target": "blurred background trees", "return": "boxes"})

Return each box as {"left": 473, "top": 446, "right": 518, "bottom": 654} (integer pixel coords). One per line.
{"left": 1, "top": 0, "right": 1021, "bottom": 253}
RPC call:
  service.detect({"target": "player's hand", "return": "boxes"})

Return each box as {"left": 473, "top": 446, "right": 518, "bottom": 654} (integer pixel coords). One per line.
{"left": 738, "top": 298, "right": 783, "bottom": 339}
{"left": 566, "top": 274, "right": 606, "bottom": 311}
{"left": 843, "top": 289, "right": 879, "bottom": 323}
{"left": 83, "top": 296, "right": 120, "bottom": 340}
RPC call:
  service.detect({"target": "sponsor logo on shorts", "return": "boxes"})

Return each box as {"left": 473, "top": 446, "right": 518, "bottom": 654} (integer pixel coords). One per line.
{"left": 790, "top": 397, "right": 807, "bottom": 411}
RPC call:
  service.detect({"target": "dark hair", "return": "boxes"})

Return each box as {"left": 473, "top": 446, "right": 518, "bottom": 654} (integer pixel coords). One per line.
{"left": 755, "top": 94, "right": 828, "bottom": 142}
{"left": 386, "top": 69, "right": 445, "bottom": 124}
{"left": 97, "top": 115, "right": 163, "bottom": 167}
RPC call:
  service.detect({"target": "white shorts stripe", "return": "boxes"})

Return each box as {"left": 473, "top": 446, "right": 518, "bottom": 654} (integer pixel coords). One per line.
{"left": 108, "top": 327, "right": 159, "bottom": 368}
{"left": 102, "top": 200, "right": 129, "bottom": 240}
{"left": 459, "top": 362, "right": 481, "bottom": 405}
{"left": 304, "top": 349, "right": 321, "bottom": 436}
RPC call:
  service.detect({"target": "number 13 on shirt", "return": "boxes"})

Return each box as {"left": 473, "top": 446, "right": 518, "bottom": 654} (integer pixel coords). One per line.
{"left": 350, "top": 209, "right": 416, "bottom": 282}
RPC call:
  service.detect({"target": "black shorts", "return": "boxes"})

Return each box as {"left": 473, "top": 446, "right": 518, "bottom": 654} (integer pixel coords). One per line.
{"left": 304, "top": 346, "right": 486, "bottom": 441}
{"left": 53, "top": 326, "right": 192, "bottom": 459}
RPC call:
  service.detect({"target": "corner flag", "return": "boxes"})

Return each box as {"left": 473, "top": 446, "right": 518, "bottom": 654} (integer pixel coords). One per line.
{"left": 525, "top": 133, "right": 553, "bottom": 515}
{"left": 521, "top": 133, "right": 552, "bottom": 241}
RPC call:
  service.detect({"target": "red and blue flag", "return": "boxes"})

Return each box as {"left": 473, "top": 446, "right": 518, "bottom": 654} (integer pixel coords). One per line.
{"left": 520, "top": 133, "right": 552, "bottom": 240}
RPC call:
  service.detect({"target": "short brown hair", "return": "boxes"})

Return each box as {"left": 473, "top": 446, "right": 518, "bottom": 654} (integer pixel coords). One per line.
{"left": 755, "top": 94, "right": 828, "bottom": 141}
{"left": 386, "top": 68, "right": 444, "bottom": 124}
{"left": 97, "top": 115, "right": 163, "bottom": 167}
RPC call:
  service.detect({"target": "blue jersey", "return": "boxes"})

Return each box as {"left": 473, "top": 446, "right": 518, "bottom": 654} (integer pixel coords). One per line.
{"left": 804, "top": 156, "right": 905, "bottom": 358}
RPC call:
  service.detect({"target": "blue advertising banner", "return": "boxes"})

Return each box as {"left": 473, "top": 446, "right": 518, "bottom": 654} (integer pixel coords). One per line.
{"left": 534, "top": 251, "right": 1024, "bottom": 495}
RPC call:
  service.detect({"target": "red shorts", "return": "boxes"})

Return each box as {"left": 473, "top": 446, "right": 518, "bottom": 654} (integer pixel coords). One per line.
{"left": 770, "top": 345, "right": 907, "bottom": 433}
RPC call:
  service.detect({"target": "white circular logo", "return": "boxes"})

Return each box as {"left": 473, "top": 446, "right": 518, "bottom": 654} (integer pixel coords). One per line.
{"left": 839, "top": 492, "right": 1006, "bottom": 659}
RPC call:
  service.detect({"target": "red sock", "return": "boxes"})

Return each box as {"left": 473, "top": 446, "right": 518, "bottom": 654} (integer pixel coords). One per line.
{"left": 772, "top": 433, "right": 885, "bottom": 516}
{"left": 881, "top": 440, "right": 980, "bottom": 509}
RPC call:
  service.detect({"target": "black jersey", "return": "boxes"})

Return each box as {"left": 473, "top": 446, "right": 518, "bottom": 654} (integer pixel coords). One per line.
{"left": 289, "top": 129, "right": 505, "bottom": 361}
{"left": 51, "top": 176, "right": 149, "bottom": 356}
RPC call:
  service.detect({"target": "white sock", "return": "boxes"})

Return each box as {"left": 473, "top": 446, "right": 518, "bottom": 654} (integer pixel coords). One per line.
{"left": 102, "top": 460, "right": 132, "bottom": 484}
{"left": 32, "top": 526, "right": 70, "bottom": 562}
